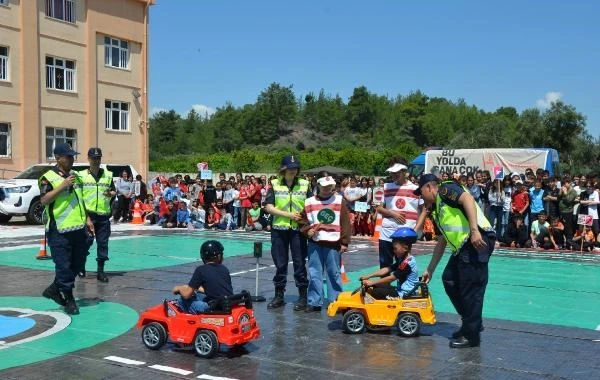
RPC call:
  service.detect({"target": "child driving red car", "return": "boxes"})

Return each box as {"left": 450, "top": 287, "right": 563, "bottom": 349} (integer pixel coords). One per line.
{"left": 359, "top": 227, "right": 419, "bottom": 299}
{"left": 172, "top": 240, "right": 233, "bottom": 313}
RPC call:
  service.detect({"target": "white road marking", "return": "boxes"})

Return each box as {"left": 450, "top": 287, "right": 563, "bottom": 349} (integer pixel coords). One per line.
{"left": 104, "top": 356, "right": 146, "bottom": 365}
{"left": 148, "top": 364, "right": 193, "bottom": 375}
{"left": 197, "top": 375, "right": 239, "bottom": 380}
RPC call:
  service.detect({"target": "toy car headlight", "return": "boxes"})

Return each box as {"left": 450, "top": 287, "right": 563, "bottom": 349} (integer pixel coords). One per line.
{"left": 4, "top": 186, "right": 32, "bottom": 194}
{"left": 228, "top": 316, "right": 234, "bottom": 324}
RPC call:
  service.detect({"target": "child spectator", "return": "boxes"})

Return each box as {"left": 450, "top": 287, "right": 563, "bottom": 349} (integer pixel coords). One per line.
{"left": 511, "top": 180, "right": 530, "bottom": 227}
{"left": 239, "top": 180, "right": 252, "bottom": 229}
{"left": 142, "top": 195, "right": 157, "bottom": 225}
{"left": 172, "top": 241, "right": 233, "bottom": 314}
{"left": 501, "top": 214, "right": 528, "bottom": 248}
{"left": 217, "top": 206, "right": 234, "bottom": 230}
{"left": 258, "top": 205, "right": 272, "bottom": 232}
{"left": 527, "top": 212, "right": 558, "bottom": 250}
{"left": 159, "top": 201, "right": 177, "bottom": 228}
{"left": 550, "top": 216, "right": 565, "bottom": 248}
{"left": 176, "top": 201, "right": 189, "bottom": 228}
{"left": 205, "top": 207, "right": 218, "bottom": 229}
{"left": 163, "top": 178, "right": 182, "bottom": 203}
{"left": 571, "top": 227, "right": 595, "bottom": 252}
{"left": 359, "top": 227, "right": 418, "bottom": 299}
{"left": 246, "top": 201, "right": 263, "bottom": 231}
{"left": 189, "top": 199, "right": 206, "bottom": 229}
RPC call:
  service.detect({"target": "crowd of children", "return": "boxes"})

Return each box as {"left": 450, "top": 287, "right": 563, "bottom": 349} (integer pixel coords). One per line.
{"left": 121, "top": 167, "right": 600, "bottom": 253}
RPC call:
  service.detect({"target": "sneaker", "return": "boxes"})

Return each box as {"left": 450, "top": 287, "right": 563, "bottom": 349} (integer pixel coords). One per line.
{"left": 118, "top": 217, "right": 124, "bottom": 223}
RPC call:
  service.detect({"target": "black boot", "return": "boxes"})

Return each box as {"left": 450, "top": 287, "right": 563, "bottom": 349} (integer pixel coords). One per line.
{"left": 63, "top": 290, "right": 79, "bottom": 315}
{"left": 293, "top": 287, "right": 308, "bottom": 311}
{"left": 97, "top": 260, "right": 109, "bottom": 283}
{"left": 267, "top": 288, "right": 285, "bottom": 309}
{"left": 42, "top": 282, "right": 66, "bottom": 306}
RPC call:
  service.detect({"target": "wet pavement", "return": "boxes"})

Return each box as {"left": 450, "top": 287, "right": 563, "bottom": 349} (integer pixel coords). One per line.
{"left": 0, "top": 223, "right": 599, "bottom": 380}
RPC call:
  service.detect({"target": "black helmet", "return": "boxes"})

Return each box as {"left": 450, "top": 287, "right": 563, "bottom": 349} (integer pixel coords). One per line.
{"left": 200, "top": 240, "right": 224, "bottom": 262}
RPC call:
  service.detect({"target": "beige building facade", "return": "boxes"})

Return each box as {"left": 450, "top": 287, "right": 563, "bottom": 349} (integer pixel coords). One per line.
{"left": 0, "top": 0, "right": 153, "bottom": 178}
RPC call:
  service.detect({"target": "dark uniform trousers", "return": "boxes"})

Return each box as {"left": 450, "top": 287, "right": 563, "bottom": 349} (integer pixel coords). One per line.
{"left": 86, "top": 213, "right": 111, "bottom": 262}
{"left": 441, "top": 232, "right": 495, "bottom": 345}
{"left": 271, "top": 228, "right": 308, "bottom": 289}
{"left": 47, "top": 224, "right": 88, "bottom": 291}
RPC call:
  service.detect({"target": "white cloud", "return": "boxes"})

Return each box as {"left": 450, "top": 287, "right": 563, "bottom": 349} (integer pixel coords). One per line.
{"left": 536, "top": 91, "right": 562, "bottom": 109}
{"left": 149, "top": 107, "right": 167, "bottom": 116}
{"left": 191, "top": 104, "right": 216, "bottom": 118}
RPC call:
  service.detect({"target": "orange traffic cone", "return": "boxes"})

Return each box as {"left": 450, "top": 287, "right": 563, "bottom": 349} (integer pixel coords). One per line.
{"left": 371, "top": 213, "right": 382, "bottom": 242}
{"left": 36, "top": 238, "right": 51, "bottom": 260}
{"left": 340, "top": 258, "right": 350, "bottom": 283}
{"left": 131, "top": 200, "right": 143, "bottom": 224}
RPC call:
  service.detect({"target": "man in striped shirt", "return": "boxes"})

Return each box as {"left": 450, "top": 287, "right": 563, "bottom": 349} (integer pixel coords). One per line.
{"left": 375, "top": 158, "right": 422, "bottom": 268}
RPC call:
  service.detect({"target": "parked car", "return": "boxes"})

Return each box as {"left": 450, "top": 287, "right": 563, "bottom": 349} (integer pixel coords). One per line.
{"left": 136, "top": 291, "right": 261, "bottom": 358}
{"left": 0, "top": 163, "right": 138, "bottom": 224}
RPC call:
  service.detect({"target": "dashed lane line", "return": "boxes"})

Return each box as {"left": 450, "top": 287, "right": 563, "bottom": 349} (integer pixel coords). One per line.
{"left": 197, "top": 375, "right": 239, "bottom": 380}
{"left": 148, "top": 364, "right": 194, "bottom": 376}
{"left": 104, "top": 356, "right": 146, "bottom": 365}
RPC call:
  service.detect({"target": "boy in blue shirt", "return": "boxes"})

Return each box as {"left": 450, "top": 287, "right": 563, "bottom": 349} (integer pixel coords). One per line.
{"left": 359, "top": 227, "right": 419, "bottom": 299}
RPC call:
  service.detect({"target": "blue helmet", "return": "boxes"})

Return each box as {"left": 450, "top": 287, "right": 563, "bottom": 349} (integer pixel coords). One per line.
{"left": 390, "top": 227, "right": 417, "bottom": 244}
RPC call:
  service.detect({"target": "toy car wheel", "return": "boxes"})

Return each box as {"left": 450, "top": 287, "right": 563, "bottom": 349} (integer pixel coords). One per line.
{"left": 193, "top": 329, "right": 219, "bottom": 358}
{"left": 141, "top": 322, "right": 167, "bottom": 350}
{"left": 397, "top": 312, "right": 421, "bottom": 337}
{"left": 342, "top": 309, "right": 365, "bottom": 334}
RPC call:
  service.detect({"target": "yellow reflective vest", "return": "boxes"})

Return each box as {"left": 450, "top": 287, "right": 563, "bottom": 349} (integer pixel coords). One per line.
{"left": 431, "top": 185, "right": 493, "bottom": 254}
{"left": 272, "top": 177, "right": 310, "bottom": 230}
{"left": 78, "top": 168, "right": 113, "bottom": 215}
{"left": 39, "top": 169, "right": 87, "bottom": 233}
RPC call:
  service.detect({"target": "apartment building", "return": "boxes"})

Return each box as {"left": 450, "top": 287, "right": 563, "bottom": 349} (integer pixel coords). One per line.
{"left": 0, "top": 0, "right": 154, "bottom": 178}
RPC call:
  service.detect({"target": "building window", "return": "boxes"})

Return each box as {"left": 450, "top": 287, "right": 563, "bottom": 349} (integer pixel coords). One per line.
{"left": 45, "top": 0, "right": 75, "bottom": 23}
{"left": 0, "top": 46, "right": 7, "bottom": 81}
{"left": 0, "top": 123, "right": 11, "bottom": 158}
{"left": 46, "top": 127, "right": 77, "bottom": 159}
{"left": 105, "top": 100, "right": 129, "bottom": 131}
{"left": 104, "top": 37, "right": 129, "bottom": 69}
{"left": 45, "top": 56, "right": 75, "bottom": 92}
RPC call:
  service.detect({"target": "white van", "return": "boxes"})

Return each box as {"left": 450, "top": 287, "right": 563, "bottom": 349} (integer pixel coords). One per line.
{"left": 0, "top": 163, "right": 138, "bottom": 224}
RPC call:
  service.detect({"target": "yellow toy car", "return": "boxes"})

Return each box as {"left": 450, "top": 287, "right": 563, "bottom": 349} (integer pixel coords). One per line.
{"left": 327, "top": 282, "right": 436, "bottom": 337}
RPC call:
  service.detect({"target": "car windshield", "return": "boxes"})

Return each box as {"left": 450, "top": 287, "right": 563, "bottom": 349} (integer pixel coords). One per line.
{"left": 13, "top": 166, "right": 51, "bottom": 180}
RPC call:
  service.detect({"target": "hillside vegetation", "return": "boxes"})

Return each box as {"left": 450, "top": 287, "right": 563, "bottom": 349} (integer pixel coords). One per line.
{"left": 149, "top": 83, "right": 599, "bottom": 175}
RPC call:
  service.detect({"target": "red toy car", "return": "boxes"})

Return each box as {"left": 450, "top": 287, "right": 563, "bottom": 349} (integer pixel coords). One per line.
{"left": 136, "top": 291, "right": 260, "bottom": 358}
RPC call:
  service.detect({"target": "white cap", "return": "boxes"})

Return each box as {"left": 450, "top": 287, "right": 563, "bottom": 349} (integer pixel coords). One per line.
{"left": 386, "top": 163, "right": 408, "bottom": 173}
{"left": 511, "top": 172, "right": 520, "bottom": 178}
{"left": 317, "top": 176, "right": 336, "bottom": 187}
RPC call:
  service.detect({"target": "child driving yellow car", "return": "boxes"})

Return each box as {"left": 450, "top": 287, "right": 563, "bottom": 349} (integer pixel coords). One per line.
{"left": 359, "top": 227, "right": 418, "bottom": 299}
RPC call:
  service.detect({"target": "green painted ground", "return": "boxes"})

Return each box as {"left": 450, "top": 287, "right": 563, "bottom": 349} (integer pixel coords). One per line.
{"left": 0, "top": 297, "right": 138, "bottom": 370}
{"left": 342, "top": 254, "right": 600, "bottom": 331}
{"left": 0, "top": 235, "right": 271, "bottom": 272}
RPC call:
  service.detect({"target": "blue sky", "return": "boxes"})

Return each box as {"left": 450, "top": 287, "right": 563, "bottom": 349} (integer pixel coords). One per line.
{"left": 149, "top": 0, "right": 600, "bottom": 137}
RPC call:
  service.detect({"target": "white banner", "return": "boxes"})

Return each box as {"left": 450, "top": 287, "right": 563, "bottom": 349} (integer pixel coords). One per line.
{"left": 425, "top": 149, "right": 548, "bottom": 176}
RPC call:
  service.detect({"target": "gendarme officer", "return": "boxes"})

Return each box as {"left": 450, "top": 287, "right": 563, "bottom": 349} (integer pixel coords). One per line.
{"left": 264, "top": 155, "right": 311, "bottom": 310}
{"left": 40, "top": 143, "right": 95, "bottom": 315}
{"left": 78, "top": 148, "right": 115, "bottom": 282}
{"left": 415, "top": 174, "right": 495, "bottom": 348}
